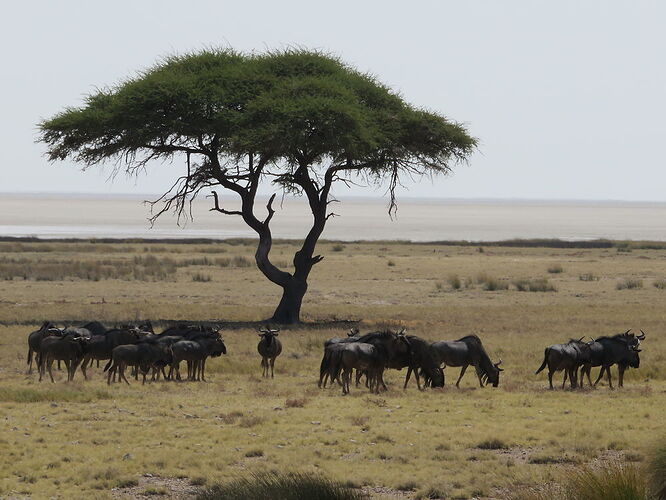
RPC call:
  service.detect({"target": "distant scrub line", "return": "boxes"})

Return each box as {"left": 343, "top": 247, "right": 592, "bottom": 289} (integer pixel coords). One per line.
{"left": 3, "top": 236, "right": 666, "bottom": 250}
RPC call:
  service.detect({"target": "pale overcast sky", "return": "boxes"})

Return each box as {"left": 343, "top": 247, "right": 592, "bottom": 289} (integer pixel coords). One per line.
{"left": 2, "top": 0, "right": 664, "bottom": 201}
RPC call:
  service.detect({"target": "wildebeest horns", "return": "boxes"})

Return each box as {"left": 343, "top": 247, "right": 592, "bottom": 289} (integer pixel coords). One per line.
{"left": 494, "top": 359, "right": 504, "bottom": 371}
{"left": 637, "top": 330, "right": 646, "bottom": 340}
{"left": 259, "top": 327, "right": 280, "bottom": 335}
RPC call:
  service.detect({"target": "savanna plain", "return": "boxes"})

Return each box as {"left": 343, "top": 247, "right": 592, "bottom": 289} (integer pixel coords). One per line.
{"left": 0, "top": 239, "right": 665, "bottom": 499}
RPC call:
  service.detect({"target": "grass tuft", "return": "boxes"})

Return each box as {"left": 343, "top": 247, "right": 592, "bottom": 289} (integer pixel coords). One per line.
{"left": 564, "top": 463, "right": 646, "bottom": 500}
{"left": 579, "top": 273, "right": 599, "bottom": 281}
{"left": 547, "top": 264, "right": 564, "bottom": 274}
{"left": 512, "top": 278, "right": 557, "bottom": 292}
{"left": 476, "top": 438, "right": 509, "bottom": 450}
{"left": 647, "top": 440, "right": 666, "bottom": 500}
{"left": 616, "top": 278, "right": 643, "bottom": 290}
{"left": 197, "top": 472, "right": 367, "bottom": 500}
{"left": 653, "top": 279, "right": 666, "bottom": 290}
{"left": 0, "top": 387, "right": 113, "bottom": 403}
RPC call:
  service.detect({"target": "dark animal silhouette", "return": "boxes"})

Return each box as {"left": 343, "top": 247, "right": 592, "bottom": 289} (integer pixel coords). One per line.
{"left": 330, "top": 342, "right": 388, "bottom": 394}
{"left": 430, "top": 335, "right": 503, "bottom": 388}
{"left": 535, "top": 337, "right": 589, "bottom": 389}
{"left": 104, "top": 343, "right": 171, "bottom": 385}
{"left": 39, "top": 332, "right": 88, "bottom": 382}
{"left": 170, "top": 335, "right": 226, "bottom": 381}
{"left": 580, "top": 331, "right": 644, "bottom": 388}
{"left": 258, "top": 327, "right": 282, "bottom": 378}
{"left": 27, "top": 322, "right": 61, "bottom": 373}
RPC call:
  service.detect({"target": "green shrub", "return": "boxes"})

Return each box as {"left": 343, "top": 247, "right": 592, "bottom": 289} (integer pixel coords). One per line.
{"left": 197, "top": 472, "right": 367, "bottom": 500}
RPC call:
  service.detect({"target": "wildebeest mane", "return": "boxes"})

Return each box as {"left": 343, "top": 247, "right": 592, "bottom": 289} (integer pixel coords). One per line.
{"left": 456, "top": 334, "right": 495, "bottom": 379}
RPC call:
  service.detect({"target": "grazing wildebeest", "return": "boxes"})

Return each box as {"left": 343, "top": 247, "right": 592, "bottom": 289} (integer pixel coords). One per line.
{"left": 170, "top": 335, "right": 226, "bottom": 381}
{"left": 27, "top": 322, "right": 62, "bottom": 373}
{"left": 38, "top": 332, "right": 88, "bottom": 382}
{"left": 579, "top": 331, "right": 644, "bottom": 389}
{"left": 258, "top": 327, "right": 282, "bottom": 378}
{"left": 104, "top": 343, "right": 171, "bottom": 385}
{"left": 535, "top": 337, "right": 589, "bottom": 389}
{"left": 428, "top": 335, "right": 503, "bottom": 388}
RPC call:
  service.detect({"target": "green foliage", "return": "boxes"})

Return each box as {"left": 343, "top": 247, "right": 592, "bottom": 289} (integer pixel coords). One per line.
{"left": 39, "top": 48, "right": 476, "bottom": 198}
{"left": 197, "top": 472, "right": 367, "bottom": 500}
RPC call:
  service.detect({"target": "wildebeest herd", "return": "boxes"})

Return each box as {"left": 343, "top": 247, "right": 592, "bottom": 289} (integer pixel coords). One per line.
{"left": 25, "top": 321, "right": 647, "bottom": 392}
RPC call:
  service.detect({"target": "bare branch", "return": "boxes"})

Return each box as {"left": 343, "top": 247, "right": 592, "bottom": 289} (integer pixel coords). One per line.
{"left": 264, "top": 193, "right": 277, "bottom": 225}
{"left": 208, "top": 191, "right": 243, "bottom": 216}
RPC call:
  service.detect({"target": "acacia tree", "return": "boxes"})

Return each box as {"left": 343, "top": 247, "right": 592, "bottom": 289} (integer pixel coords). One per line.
{"left": 39, "top": 49, "right": 476, "bottom": 324}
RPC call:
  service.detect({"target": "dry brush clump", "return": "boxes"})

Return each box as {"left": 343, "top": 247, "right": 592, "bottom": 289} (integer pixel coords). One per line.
{"left": 617, "top": 278, "right": 643, "bottom": 290}
{"left": 512, "top": 278, "right": 557, "bottom": 292}
{"left": 197, "top": 472, "right": 367, "bottom": 500}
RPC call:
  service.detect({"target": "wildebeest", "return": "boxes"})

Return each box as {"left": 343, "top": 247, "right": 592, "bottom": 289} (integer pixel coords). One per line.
{"left": 399, "top": 334, "right": 445, "bottom": 389}
{"left": 170, "top": 334, "right": 227, "bottom": 381}
{"left": 579, "top": 331, "right": 644, "bottom": 389}
{"left": 535, "top": 337, "right": 590, "bottom": 389}
{"left": 323, "top": 328, "right": 360, "bottom": 348}
{"left": 258, "top": 327, "right": 282, "bottom": 378}
{"left": 331, "top": 342, "right": 388, "bottom": 394}
{"left": 429, "top": 335, "right": 503, "bottom": 388}
{"left": 38, "top": 332, "right": 88, "bottom": 382}
{"left": 27, "top": 322, "right": 62, "bottom": 373}
{"left": 79, "top": 327, "right": 147, "bottom": 380}
{"left": 104, "top": 342, "right": 172, "bottom": 385}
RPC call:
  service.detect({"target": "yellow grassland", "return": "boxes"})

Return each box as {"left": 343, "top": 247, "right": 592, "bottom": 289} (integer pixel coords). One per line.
{"left": 0, "top": 240, "right": 664, "bottom": 499}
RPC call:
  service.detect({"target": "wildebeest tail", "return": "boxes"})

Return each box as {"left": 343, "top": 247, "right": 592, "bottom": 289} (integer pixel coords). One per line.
{"left": 535, "top": 348, "right": 549, "bottom": 374}
{"left": 329, "top": 349, "right": 344, "bottom": 383}
{"left": 103, "top": 358, "right": 113, "bottom": 372}
{"left": 27, "top": 349, "right": 32, "bottom": 365}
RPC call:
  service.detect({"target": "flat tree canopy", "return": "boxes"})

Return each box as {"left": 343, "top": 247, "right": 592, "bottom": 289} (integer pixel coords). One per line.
{"left": 39, "top": 49, "right": 476, "bottom": 323}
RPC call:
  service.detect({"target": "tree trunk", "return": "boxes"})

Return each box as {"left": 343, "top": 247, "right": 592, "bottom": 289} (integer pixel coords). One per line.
{"left": 271, "top": 279, "right": 308, "bottom": 324}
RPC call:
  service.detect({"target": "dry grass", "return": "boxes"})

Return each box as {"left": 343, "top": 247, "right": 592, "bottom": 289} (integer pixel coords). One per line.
{"left": 1, "top": 240, "right": 666, "bottom": 499}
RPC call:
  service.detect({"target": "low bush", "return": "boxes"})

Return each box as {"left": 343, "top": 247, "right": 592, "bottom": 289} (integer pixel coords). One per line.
{"left": 476, "top": 438, "right": 509, "bottom": 450}
{"left": 648, "top": 441, "right": 666, "bottom": 499}
{"left": 197, "top": 472, "right": 367, "bottom": 500}
{"left": 653, "top": 279, "right": 666, "bottom": 290}
{"left": 616, "top": 278, "right": 643, "bottom": 290}
{"left": 512, "top": 278, "right": 557, "bottom": 292}
{"left": 447, "top": 274, "right": 462, "bottom": 290}
{"left": 579, "top": 273, "right": 599, "bottom": 281}
{"left": 547, "top": 264, "right": 564, "bottom": 274}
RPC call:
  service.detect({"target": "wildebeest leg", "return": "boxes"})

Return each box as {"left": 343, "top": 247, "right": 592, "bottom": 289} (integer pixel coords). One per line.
{"left": 618, "top": 365, "right": 626, "bottom": 388}
{"left": 355, "top": 369, "right": 363, "bottom": 387}
{"left": 81, "top": 356, "right": 90, "bottom": 381}
{"left": 606, "top": 366, "right": 613, "bottom": 389}
{"left": 57, "top": 360, "right": 61, "bottom": 371}
{"left": 47, "top": 358, "right": 56, "bottom": 383}
{"left": 414, "top": 368, "right": 423, "bottom": 391}
{"left": 455, "top": 365, "right": 468, "bottom": 388}
{"left": 547, "top": 369, "right": 554, "bottom": 389}
{"left": 27, "top": 349, "right": 33, "bottom": 374}
{"left": 270, "top": 356, "right": 276, "bottom": 378}
{"left": 120, "top": 363, "right": 131, "bottom": 385}
{"left": 260, "top": 357, "right": 266, "bottom": 377}
{"left": 585, "top": 366, "right": 593, "bottom": 387}
{"left": 96, "top": 359, "right": 100, "bottom": 368}
{"left": 404, "top": 366, "right": 413, "bottom": 389}
{"left": 593, "top": 367, "right": 606, "bottom": 386}
{"left": 201, "top": 359, "right": 207, "bottom": 381}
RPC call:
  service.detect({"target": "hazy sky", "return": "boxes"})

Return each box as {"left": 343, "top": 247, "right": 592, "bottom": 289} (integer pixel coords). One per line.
{"left": 2, "top": 0, "right": 664, "bottom": 201}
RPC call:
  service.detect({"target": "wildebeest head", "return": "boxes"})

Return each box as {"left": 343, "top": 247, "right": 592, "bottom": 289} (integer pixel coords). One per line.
{"left": 210, "top": 337, "right": 227, "bottom": 357}
{"left": 484, "top": 359, "right": 503, "bottom": 387}
{"left": 348, "top": 328, "right": 360, "bottom": 337}
{"left": 258, "top": 327, "right": 280, "bottom": 345}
